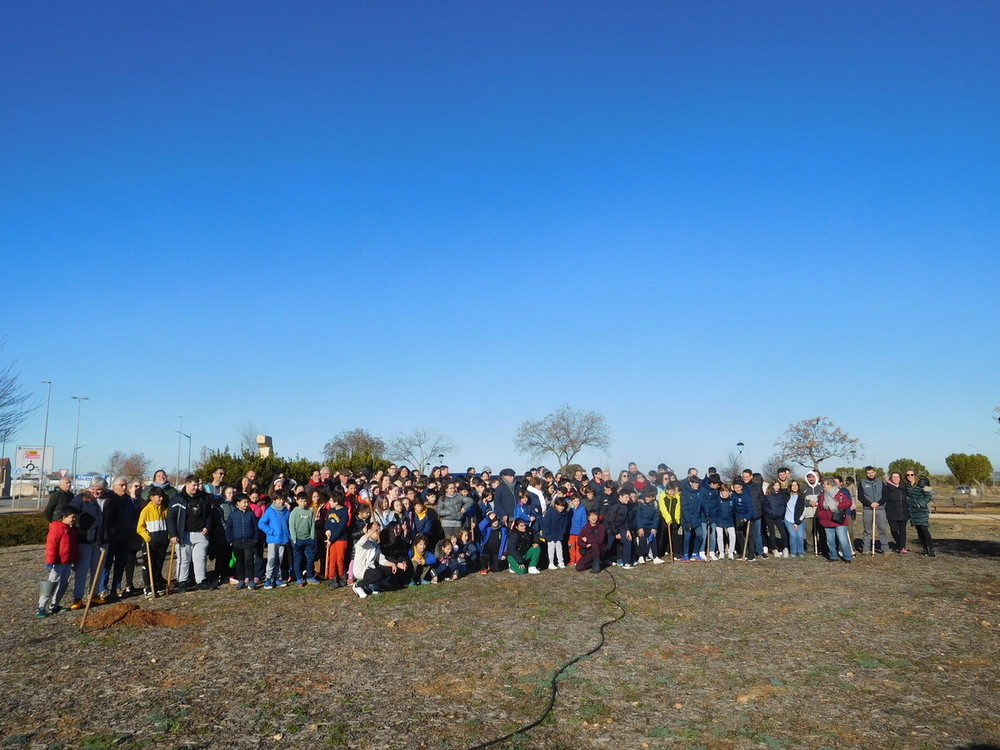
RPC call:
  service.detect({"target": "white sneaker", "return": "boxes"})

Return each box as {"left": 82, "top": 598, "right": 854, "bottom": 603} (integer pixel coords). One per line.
{"left": 508, "top": 567, "right": 518, "bottom": 574}
{"left": 352, "top": 585, "right": 368, "bottom": 599}
{"left": 527, "top": 566, "right": 541, "bottom": 575}
{"left": 652, "top": 557, "right": 665, "bottom": 565}
{"left": 622, "top": 563, "right": 635, "bottom": 570}
{"left": 557, "top": 563, "right": 566, "bottom": 569}
{"left": 727, "top": 552, "right": 735, "bottom": 560}
{"left": 782, "top": 550, "right": 790, "bottom": 558}
{"left": 636, "top": 557, "right": 646, "bottom": 565}
{"left": 708, "top": 551, "right": 718, "bottom": 561}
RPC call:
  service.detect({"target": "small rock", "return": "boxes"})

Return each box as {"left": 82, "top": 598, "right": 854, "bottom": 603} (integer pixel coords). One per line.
{"left": 387, "top": 620, "right": 397, "bottom": 628}
{"left": 273, "top": 734, "right": 282, "bottom": 741}
{"left": 673, "top": 703, "right": 683, "bottom": 710}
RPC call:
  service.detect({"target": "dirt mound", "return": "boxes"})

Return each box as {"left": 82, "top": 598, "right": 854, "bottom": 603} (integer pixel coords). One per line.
{"left": 81, "top": 602, "right": 192, "bottom": 630}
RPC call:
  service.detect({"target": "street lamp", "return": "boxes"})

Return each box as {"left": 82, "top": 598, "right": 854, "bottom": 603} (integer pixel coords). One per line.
{"left": 35, "top": 381, "right": 53, "bottom": 509}
{"left": 736, "top": 442, "right": 744, "bottom": 456}
{"left": 176, "top": 416, "right": 183, "bottom": 485}
{"left": 177, "top": 430, "right": 192, "bottom": 476}
{"left": 70, "top": 396, "right": 88, "bottom": 481}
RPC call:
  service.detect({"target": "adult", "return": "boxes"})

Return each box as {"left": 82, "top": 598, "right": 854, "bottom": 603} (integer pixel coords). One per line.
{"left": 43, "top": 475, "right": 74, "bottom": 522}
{"left": 857, "top": 466, "right": 889, "bottom": 555}
{"left": 68, "top": 477, "right": 121, "bottom": 607}
{"left": 905, "top": 471, "right": 935, "bottom": 557}
{"left": 108, "top": 477, "right": 142, "bottom": 599}
{"left": 494, "top": 469, "right": 519, "bottom": 527}
{"left": 883, "top": 471, "right": 910, "bottom": 553}
{"left": 143, "top": 469, "right": 178, "bottom": 502}
{"left": 762, "top": 482, "right": 788, "bottom": 558}
{"left": 167, "top": 474, "right": 215, "bottom": 592}
{"left": 784, "top": 480, "right": 807, "bottom": 558}
{"left": 801, "top": 470, "right": 825, "bottom": 556}
{"left": 741, "top": 470, "right": 766, "bottom": 558}
{"left": 775, "top": 467, "right": 792, "bottom": 490}
{"left": 816, "top": 477, "right": 853, "bottom": 563}
{"left": 204, "top": 467, "right": 227, "bottom": 498}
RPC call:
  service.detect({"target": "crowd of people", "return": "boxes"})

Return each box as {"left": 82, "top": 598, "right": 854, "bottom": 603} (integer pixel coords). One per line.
{"left": 35, "top": 460, "right": 937, "bottom": 615}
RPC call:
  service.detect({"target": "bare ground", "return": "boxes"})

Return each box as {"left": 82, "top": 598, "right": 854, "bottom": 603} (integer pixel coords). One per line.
{"left": 1, "top": 517, "right": 998, "bottom": 750}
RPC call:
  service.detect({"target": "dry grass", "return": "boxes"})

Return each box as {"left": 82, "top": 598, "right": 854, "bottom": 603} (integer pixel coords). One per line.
{"left": 1, "top": 517, "right": 999, "bottom": 749}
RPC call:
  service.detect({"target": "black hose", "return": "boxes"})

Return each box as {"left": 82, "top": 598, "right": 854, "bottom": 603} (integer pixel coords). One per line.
{"left": 466, "top": 567, "right": 627, "bottom": 750}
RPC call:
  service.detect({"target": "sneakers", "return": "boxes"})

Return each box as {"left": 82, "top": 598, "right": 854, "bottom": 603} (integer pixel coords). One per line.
{"left": 90, "top": 595, "right": 106, "bottom": 606}
{"left": 35, "top": 608, "right": 48, "bottom": 619}
{"left": 263, "top": 581, "right": 274, "bottom": 590}
{"left": 636, "top": 557, "right": 646, "bottom": 565}
{"left": 652, "top": 557, "right": 665, "bottom": 565}
{"left": 306, "top": 577, "right": 321, "bottom": 585}
{"left": 235, "top": 582, "right": 246, "bottom": 590}
{"left": 508, "top": 567, "right": 518, "bottom": 574}
{"left": 622, "top": 563, "right": 635, "bottom": 570}
{"left": 276, "top": 580, "right": 288, "bottom": 588}
{"left": 247, "top": 582, "right": 257, "bottom": 590}
{"left": 69, "top": 599, "right": 84, "bottom": 610}
{"left": 557, "top": 562, "right": 566, "bottom": 569}
{"left": 527, "top": 566, "right": 541, "bottom": 575}
{"left": 782, "top": 550, "right": 790, "bottom": 558}
{"left": 727, "top": 552, "right": 735, "bottom": 560}
{"left": 480, "top": 568, "right": 489, "bottom": 575}
{"left": 143, "top": 588, "right": 153, "bottom": 598}
{"left": 229, "top": 577, "right": 240, "bottom": 585}
{"left": 353, "top": 584, "right": 369, "bottom": 599}
{"left": 296, "top": 580, "right": 306, "bottom": 588}
{"left": 48, "top": 604, "right": 64, "bottom": 615}
{"left": 682, "top": 555, "right": 690, "bottom": 562}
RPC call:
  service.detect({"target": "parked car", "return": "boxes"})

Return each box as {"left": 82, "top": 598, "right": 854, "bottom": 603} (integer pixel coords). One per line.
{"left": 955, "top": 485, "right": 972, "bottom": 495}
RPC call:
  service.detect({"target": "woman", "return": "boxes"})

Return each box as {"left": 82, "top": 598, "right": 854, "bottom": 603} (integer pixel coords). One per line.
{"left": 784, "top": 480, "right": 807, "bottom": 558}
{"left": 816, "top": 477, "right": 853, "bottom": 562}
{"left": 883, "top": 471, "right": 910, "bottom": 553}
{"left": 905, "top": 471, "right": 935, "bottom": 557}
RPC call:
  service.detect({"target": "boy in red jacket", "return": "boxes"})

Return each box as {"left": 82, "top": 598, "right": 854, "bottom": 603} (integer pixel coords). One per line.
{"left": 38, "top": 507, "right": 80, "bottom": 618}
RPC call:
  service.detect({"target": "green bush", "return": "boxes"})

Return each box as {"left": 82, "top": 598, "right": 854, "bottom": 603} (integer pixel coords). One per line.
{"left": 0, "top": 513, "right": 49, "bottom": 547}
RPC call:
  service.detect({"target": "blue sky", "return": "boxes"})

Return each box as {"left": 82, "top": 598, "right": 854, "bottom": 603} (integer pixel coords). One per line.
{"left": 2, "top": 1, "right": 998, "bottom": 477}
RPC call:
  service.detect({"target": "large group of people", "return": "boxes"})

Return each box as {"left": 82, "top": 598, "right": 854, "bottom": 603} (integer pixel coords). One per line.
{"left": 35, "top": 461, "right": 937, "bottom": 615}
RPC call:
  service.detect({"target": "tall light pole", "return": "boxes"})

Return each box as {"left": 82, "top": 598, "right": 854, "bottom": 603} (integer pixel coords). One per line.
{"left": 70, "top": 396, "right": 88, "bottom": 482}
{"left": 35, "top": 380, "right": 53, "bottom": 509}
{"left": 176, "top": 416, "right": 184, "bottom": 485}
{"left": 177, "top": 430, "right": 191, "bottom": 476}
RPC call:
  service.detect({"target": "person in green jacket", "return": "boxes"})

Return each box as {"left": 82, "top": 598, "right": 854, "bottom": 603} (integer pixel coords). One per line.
{"left": 905, "top": 472, "right": 935, "bottom": 557}
{"left": 289, "top": 494, "right": 320, "bottom": 585}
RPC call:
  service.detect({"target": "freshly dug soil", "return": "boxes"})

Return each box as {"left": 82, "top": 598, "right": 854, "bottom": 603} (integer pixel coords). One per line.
{"left": 80, "top": 601, "right": 193, "bottom": 630}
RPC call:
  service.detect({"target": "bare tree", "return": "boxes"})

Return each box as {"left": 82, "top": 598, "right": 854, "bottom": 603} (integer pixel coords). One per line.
{"left": 513, "top": 404, "right": 611, "bottom": 473}
{"left": 774, "top": 416, "right": 861, "bottom": 471}
{"left": 760, "top": 455, "right": 789, "bottom": 481}
{"left": 717, "top": 451, "right": 744, "bottom": 483}
{"left": 236, "top": 422, "right": 261, "bottom": 454}
{"left": 103, "top": 451, "right": 152, "bottom": 483}
{"left": 323, "top": 428, "right": 386, "bottom": 463}
{"left": 385, "top": 428, "right": 456, "bottom": 472}
{"left": 0, "top": 339, "right": 38, "bottom": 448}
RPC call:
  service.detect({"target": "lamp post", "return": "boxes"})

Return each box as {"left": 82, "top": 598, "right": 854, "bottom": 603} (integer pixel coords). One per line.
{"left": 70, "top": 396, "right": 88, "bottom": 482}
{"left": 176, "top": 416, "right": 183, "bottom": 485}
{"left": 177, "top": 430, "right": 191, "bottom": 476}
{"left": 34, "top": 381, "right": 53, "bottom": 509}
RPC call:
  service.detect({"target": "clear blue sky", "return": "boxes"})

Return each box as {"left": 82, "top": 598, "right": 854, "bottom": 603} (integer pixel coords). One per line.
{"left": 2, "top": 1, "right": 998, "bottom": 477}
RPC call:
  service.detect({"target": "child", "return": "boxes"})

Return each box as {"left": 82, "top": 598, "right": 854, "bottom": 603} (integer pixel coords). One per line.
{"left": 408, "top": 534, "right": 437, "bottom": 585}
{"left": 567, "top": 495, "right": 587, "bottom": 565}
{"left": 347, "top": 502, "right": 372, "bottom": 584}
{"left": 477, "top": 512, "right": 508, "bottom": 574}
{"left": 289, "top": 493, "right": 320, "bottom": 586}
{"left": 225, "top": 493, "right": 259, "bottom": 589}
{"left": 248, "top": 489, "right": 267, "bottom": 581}
{"left": 540, "top": 497, "right": 570, "bottom": 569}
{"left": 716, "top": 484, "right": 737, "bottom": 560}
{"left": 38, "top": 507, "right": 79, "bottom": 617}
{"left": 575, "top": 510, "right": 607, "bottom": 573}
{"left": 325, "top": 492, "right": 350, "bottom": 588}
{"left": 506, "top": 518, "right": 541, "bottom": 574}
{"left": 431, "top": 537, "right": 460, "bottom": 582}
{"left": 681, "top": 476, "right": 707, "bottom": 562}
{"left": 657, "top": 481, "right": 683, "bottom": 561}
{"left": 634, "top": 489, "right": 664, "bottom": 564}
{"left": 258, "top": 492, "right": 291, "bottom": 589}
{"left": 136, "top": 487, "right": 169, "bottom": 596}
{"left": 514, "top": 490, "right": 539, "bottom": 531}
{"left": 455, "top": 528, "right": 479, "bottom": 576}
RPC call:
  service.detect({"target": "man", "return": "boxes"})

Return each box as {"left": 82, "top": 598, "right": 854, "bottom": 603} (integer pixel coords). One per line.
{"left": 741, "top": 469, "right": 765, "bottom": 557}
{"left": 108, "top": 477, "right": 141, "bottom": 599}
{"left": 801, "top": 469, "right": 826, "bottom": 557}
{"left": 857, "top": 466, "right": 889, "bottom": 554}
{"left": 204, "top": 467, "right": 226, "bottom": 498}
{"left": 43, "top": 475, "right": 75, "bottom": 522}
{"left": 572, "top": 468, "right": 587, "bottom": 491}
{"left": 776, "top": 467, "right": 792, "bottom": 490}
{"left": 69, "top": 477, "right": 121, "bottom": 608}
{"left": 167, "top": 474, "right": 215, "bottom": 592}
{"left": 494, "top": 469, "right": 519, "bottom": 527}
{"left": 589, "top": 467, "right": 605, "bottom": 496}
{"left": 143, "top": 469, "right": 178, "bottom": 502}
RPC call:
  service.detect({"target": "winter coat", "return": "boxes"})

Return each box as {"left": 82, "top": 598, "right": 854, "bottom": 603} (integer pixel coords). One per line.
{"left": 906, "top": 483, "right": 933, "bottom": 526}
{"left": 493, "top": 479, "right": 518, "bottom": 523}
{"left": 70, "top": 494, "right": 121, "bottom": 546}
{"left": 657, "top": 490, "right": 681, "bottom": 525}
{"left": 763, "top": 489, "right": 787, "bottom": 520}
{"left": 258, "top": 505, "right": 291, "bottom": 545}
{"left": 857, "top": 477, "right": 886, "bottom": 508}
{"left": 680, "top": 487, "right": 706, "bottom": 527}
{"left": 577, "top": 521, "right": 607, "bottom": 556}
{"left": 477, "top": 518, "right": 509, "bottom": 556}
{"left": 166, "top": 490, "right": 215, "bottom": 539}
{"left": 506, "top": 526, "right": 537, "bottom": 566}
{"left": 603, "top": 500, "right": 632, "bottom": 538}
{"left": 634, "top": 501, "right": 660, "bottom": 530}
{"left": 883, "top": 483, "right": 910, "bottom": 522}
{"left": 816, "top": 490, "right": 853, "bottom": 528}
{"left": 569, "top": 504, "right": 588, "bottom": 536}
{"left": 225, "top": 507, "right": 259, "bottom": 545}
{"left": 714, "top": 496, "right": 736, "bottom": 528}
{"left": 733, "top": 488, "right": 754, "bottom": 522}
{"left": 540, "top": 506, "right": 570, "bottom": 542}
{"left": 45, "top": 521, "right": 79, "bottom": 565}
{"left": 43, "top": 488, "right": 74, "bottom": 523}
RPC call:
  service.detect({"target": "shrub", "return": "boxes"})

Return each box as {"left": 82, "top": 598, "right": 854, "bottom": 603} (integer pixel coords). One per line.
{"left": 0, "top": 513, "right": 49, "bottom": 547}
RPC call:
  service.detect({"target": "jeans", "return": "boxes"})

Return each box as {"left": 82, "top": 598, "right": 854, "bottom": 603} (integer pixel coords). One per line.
{"left": 785, "top": 521, "right": 806, "bottom": 556}
{"left": 73, "top": 543, "right": 108, "bottom": 600}
{"left": 40, "top": 563, "right": 72, "bottom": 608}
{"left": 292, "top": 539, "right": 316, "bottom": 581}
{"left": 614, "top": 534, "right": 633, "bottom": 564}
{"left": 824, "top": 525, "right": 853, "bottom": 561}
{"left": 685, "top": 525, "right": 705, "bottom": 558}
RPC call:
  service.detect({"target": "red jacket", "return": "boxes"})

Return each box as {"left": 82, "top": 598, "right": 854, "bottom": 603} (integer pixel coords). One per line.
{"left": 816, "top": 490, "right": 853, "bottom": 528}
{"left": 45, "top": 521, "right": 79, "bottom": 565}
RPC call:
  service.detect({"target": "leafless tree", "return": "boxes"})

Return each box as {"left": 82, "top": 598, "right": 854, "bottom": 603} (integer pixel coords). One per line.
{"left": 717, "top": 451, "right": 745, "bottom": 483}
{"left": 774, "top": 416, "right": 861, "bottom": 471}
{"left": 385, "top": 428, "right": 456, "bottom": 472}
{"left": 0, "top": 339, "right": 38, "bottom": 448}
{"left": 103, "top": 450, "right": 151, "bottom": 484}
{"left": 237, "top": 422, "right": 261, "bottom": 454}
{"left": 513, "top": 404, "right": 611, "bottom": 473}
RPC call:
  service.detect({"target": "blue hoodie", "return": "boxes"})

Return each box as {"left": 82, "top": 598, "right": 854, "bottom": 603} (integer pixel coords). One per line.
{"left": 258, "top": 504, "right": 291, "bottom": 545}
